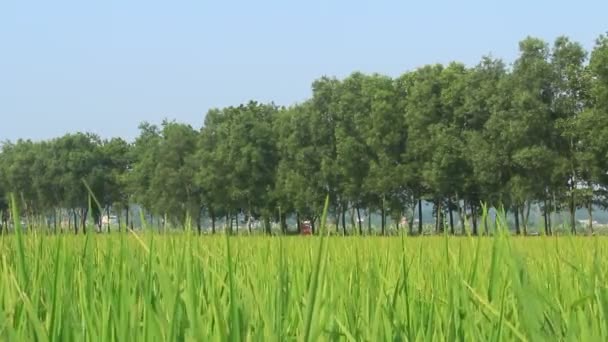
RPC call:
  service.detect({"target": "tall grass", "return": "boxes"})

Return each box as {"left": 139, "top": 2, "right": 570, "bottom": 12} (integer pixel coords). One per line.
{"left": 1, "top": 201, "right": 608, "bottom": 339}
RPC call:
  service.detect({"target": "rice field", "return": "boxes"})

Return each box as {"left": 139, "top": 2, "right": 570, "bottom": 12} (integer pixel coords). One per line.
{"left": 1, "top": 227, "right": 608, "bottom": 341}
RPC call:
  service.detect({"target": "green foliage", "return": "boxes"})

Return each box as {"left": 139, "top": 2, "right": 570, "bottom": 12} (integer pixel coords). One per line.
{"left": 1, "top": 231, "right": 608, "bottom": 339}
{"left": 132, "top": 120, "right": 200, "bottom": 226}
{"left": 1, "top": 33, "right": 608, "bottom": 235}
{"left": 195, "top": 102, "right": 279, "bottom": 232}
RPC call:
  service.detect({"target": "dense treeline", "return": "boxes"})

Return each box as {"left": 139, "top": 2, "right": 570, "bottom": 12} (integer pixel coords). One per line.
{"left": 1, "top": 35, "right": 608, "bottom": 235}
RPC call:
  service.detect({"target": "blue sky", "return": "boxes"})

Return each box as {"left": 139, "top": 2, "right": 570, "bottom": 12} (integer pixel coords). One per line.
{"left": 1, "top": 0, "right": 606, "bottom": 142}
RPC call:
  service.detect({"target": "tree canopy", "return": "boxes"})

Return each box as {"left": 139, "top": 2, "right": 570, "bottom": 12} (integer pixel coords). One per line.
{"left": 1, "top": 34, "right": 607, "bottom": 235}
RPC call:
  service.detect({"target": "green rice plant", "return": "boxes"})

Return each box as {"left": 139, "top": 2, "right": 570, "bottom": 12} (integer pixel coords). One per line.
{"left": 1, "top": 196, "right": 608, "bottom": 340}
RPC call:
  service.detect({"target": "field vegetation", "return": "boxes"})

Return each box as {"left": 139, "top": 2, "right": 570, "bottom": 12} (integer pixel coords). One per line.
{"left": 2, "top": 33, "right": 608, "bottom": 340}
{"left": 2, "top": 205, "right": 608, "bottom": 340}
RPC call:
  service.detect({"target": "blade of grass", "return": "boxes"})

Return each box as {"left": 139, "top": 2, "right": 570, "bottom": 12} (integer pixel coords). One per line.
{"left": 301, "top": 195, "right": 330, "bottom": 342}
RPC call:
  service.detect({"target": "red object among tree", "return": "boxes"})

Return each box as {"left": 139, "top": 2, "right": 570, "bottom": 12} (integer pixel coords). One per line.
{"left": 300, "top": 221, "right": 312, "bottom": 235}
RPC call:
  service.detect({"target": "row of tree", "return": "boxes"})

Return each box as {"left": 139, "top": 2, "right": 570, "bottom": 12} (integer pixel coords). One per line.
{"left": 1, "top": 34, "right": 608, "bottom": 235}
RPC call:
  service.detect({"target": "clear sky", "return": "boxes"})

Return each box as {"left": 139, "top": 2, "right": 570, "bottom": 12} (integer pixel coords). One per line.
{"left": 1, "top": 0, "right": 606, "bottom": 142}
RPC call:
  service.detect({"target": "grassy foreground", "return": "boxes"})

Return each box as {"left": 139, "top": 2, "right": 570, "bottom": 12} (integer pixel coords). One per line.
{"left": 1, "top": 231, "right": 608, "bottom": 341}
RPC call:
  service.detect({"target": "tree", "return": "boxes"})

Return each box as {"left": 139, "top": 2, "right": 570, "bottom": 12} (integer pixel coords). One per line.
{"left": 100, "top": 137, "right": 132, "bottom": 230}
{"left": 405, "top": 64, "right": 449, "bottom": 234}
{"left": 196, "top": 102, "right": 279, "bottom": 234}
{"left": 483, "top": 37, "right": 556, "bottom": 235}
{"left": 196, "top": 108, "right": 234, "bottom": 234}
{"left": 0, "top": 140, "right": 40, "bottom": 218}
{"left": 364, "top": 73, "right": 411, "bottom": 234}
{"left": 395, "top": 71, "right": 427, "bottom": 234}
{"left": 334, "top": 72, "right": 375, "bottom": 234}
{"left": 462, "top": 56, "right": 507, "bottom": 233}
{"left": 574, "top": 34, "right": 608, "bottom": 230}
{"left": 0, "top": 139, "right": 62, "bottom": 229}
{"left": 435, "top": 62, "right": 470, "bottom": 234}
{"left": 551, "top": 36, "right": 590, "bottom": 234}
{"left": 51, "top": 133, "right": 105, "bottom": 233}
{"left": 130, "top": 121, "right": 200, "bottom": 230}
{"left": 274, "top": 103, "right": 326, "bottom": 234}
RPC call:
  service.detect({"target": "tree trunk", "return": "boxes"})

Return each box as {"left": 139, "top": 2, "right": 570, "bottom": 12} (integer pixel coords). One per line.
{"left": 235, "top": 211, "right": 239, "bottom": 234}
{"left": 514, "top": 206, "right": 520, "bottom": 235}
{"left": 81, "top": 208, "right": 88, "bottom": 234}
{"left": 418, "top": 199, "right": 423, "bottom": 235}
{"left": 368, "top": 210, "right": 372, "bottom": 235}
{"left": 125, "top": 205, "right": 130, "bottom": 231}
{"left": 296, "top": 212, "right": 301, "bottom": 234}
{"left": 196, "top": 207, "right": 202, "bottom": 235}
{"left": 106, "top": 206, "right": 111, "bottom": 233}
{"left": 334, "top": 205, "right": 340, "bottom": 234}
{"left": 408, "top": 202, "right": 415, "bottom": 235}
{"left": 547, "top": 197, "right": 552, "bottom": 235}
{"left": 211, "top": 209, "right": 216, "bottom": 234}
{"left": 247, "top": 207, "right": 253, "bottom": 234}
{"left": 53, "top": 209, "right": 58, "bottom": 233}
{"left": 570, "top": 184, "right": 576, "bottom": 235}
{"left": 395, "top": 211, "right": 400, "bottom": 232}
{"left": 434, "top": 200, "right": 440, "bottom": 233}
{"left": 460, "top": 199, "right": 466, "bottom": 235}
{"left": 482, "top": 204, "right": 488, "bottom": 236}
{"left": 552, "top": 191, "right": 558, "bottom": 224}
{"left": 264, "top": 215, "right": 271, "bottom": 235}
{"left": 519, "top": 208, "right": 526, "bottom": 236}
{"left": 521, "top": 201, "right": 532, "bottom": 235}
{"left": 311, "top": 217, "right": 316, "bottom": 235}
{"left": 449, "top": 203, "right": 454, "bottom": 235}
{"left": 380, "top": 206, "right": 385, "bottom": 236}
{"left": 356, "top": 206, "right": 362, "bottom": 235}
{"left": 440, "top": 204, "right": 445, "bottom": 233}
{"left": 73, "top": 210, "right": 78, "bottom": 234}
{"left": 278, "top": 206, "right": 285, "bottom": 234}
{"left": 349, "top": 205, "right": 356, "bottom": 232}
{"left": 281, "top": 214, "right": 287, "bottom": 235}
{"left": 117, "top": 208, "right": 122, "bottom": 233}
{"left": 588, "top": 200, "right": 593, "bottom": 234}
{"left": 543, "top": 198, "right": 551, "bottom": 235}
{"left": 470, "top": 203, "right": 477, "bottom": 236}
{"left": 342, "top": 206, "right": 347, "bottom": 235}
